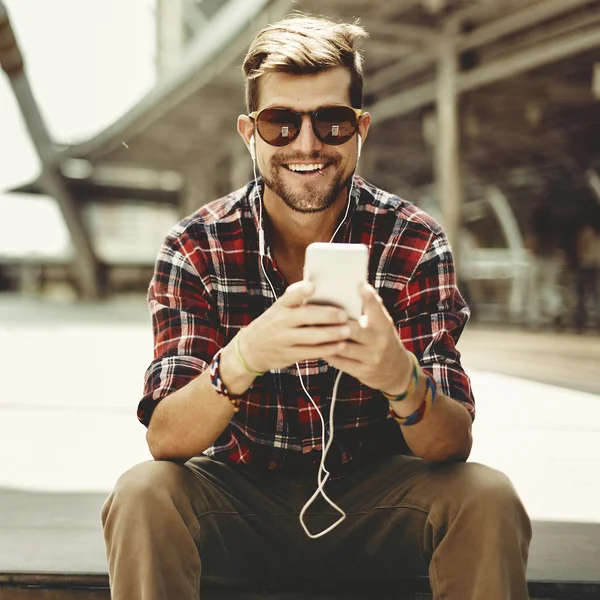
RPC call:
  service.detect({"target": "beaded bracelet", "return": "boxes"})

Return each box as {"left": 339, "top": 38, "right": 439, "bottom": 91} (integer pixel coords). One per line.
{"left": 382, "top": 352, "right": 420, "bottom": 402}
{"left": 389, "top": 373, "right": 437, "bottom": 427}
{"left": 209, "top": 347, "right": 242, "bottom": 411}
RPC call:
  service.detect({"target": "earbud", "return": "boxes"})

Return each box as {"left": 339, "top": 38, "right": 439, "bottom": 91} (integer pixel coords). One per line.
{"left": 357, "top": 134, "right": 362, "bottom": 160}
{"left": 249, "top": 135, "right": 256, "bottom": 161}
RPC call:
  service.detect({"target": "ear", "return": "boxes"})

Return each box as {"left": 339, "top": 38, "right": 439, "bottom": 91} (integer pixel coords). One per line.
{"left": 357, "top": 112, "right": 371, "bottom": 153}
{"left": 237, "top": 114, "right": 255, "bottom": 160}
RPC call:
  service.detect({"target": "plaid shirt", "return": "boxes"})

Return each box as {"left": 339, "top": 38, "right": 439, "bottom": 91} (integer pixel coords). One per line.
{"left": 139, "top": 176, "right": 475, "bottom": 475}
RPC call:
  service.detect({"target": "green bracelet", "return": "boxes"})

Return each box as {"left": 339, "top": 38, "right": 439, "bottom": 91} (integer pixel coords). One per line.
{"left": 234, "top": 331, "right": 265, "bottom": 377}
{"left": 382, "top": 353, "right": 419, "bottom": 402}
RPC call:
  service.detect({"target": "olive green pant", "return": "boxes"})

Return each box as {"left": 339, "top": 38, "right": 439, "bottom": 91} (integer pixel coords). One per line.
{"left": 101, "top": 455, "right": 532, "bottom": 599}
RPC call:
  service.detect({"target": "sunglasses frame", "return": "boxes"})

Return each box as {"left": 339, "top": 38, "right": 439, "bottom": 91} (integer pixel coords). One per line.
{"left": 249, "top": 105, "right": 363, "bottom": 147}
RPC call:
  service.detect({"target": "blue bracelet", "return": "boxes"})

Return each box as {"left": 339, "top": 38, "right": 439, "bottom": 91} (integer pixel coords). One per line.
{"left": 389, "top": 374, "right": 437, "bottom": 426}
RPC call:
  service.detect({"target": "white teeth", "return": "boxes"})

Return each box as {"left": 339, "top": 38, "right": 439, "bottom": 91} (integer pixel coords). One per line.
{"left": 287, "top": 163, "right": 325, "bottom": 172}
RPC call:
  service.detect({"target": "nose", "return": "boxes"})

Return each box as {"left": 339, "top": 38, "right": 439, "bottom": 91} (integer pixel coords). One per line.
{"left": 294, "top": 114, "right": 324, "bottom": 155}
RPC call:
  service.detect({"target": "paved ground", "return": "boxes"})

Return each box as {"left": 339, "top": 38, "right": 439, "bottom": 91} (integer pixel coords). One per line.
{"left": 0, "top": 293, "right": 599, "bottom": 580}
{"left": 461, "top": 324, "right": 600, "bottom": 396}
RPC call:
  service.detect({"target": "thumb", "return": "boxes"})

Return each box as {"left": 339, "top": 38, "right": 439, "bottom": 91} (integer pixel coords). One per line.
{"left": 279, "top": 280, "right": 315, "bottom": 308}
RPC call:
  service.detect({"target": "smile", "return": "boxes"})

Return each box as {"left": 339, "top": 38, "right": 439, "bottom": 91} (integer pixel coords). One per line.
{"left": 283, "top": 163, "right": 330, "bottom": 175}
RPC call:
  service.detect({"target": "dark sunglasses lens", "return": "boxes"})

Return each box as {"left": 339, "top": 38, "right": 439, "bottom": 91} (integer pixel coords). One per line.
{"left": 257, "top": 109, "right": 300, "bottom": 146}
{"left": 314, "top": 107, "right": 358, "bottom": 145}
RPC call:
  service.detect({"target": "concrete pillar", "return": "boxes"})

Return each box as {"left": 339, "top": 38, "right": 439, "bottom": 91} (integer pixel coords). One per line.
{"left": 434, "top": 31, "right": 462, "bottom": 261}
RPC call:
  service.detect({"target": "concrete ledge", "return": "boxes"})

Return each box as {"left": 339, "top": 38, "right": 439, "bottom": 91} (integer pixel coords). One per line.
{"left": 2, "top": 572, "right": 600, "bottom": 600}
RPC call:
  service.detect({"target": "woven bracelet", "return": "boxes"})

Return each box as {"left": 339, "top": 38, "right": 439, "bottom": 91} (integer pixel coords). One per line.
{"left": 389, "top": 374, "right": 437, "bottom": 427}
{"left": 209, "top": 348, "right": 242, "bottom": 411}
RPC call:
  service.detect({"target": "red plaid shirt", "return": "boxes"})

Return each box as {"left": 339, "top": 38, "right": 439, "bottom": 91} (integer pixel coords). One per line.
{"left": 139, "top": 177, "right": 475, "bottom": 474}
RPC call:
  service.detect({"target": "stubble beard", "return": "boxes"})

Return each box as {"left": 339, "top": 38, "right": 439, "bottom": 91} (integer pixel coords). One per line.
{"left": 261, "top": 155, "right": 353, "bottom": 214}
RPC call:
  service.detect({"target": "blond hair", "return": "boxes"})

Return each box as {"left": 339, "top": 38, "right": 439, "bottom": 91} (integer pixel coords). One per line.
{"left": 242, "top": 14, "right": 368, "bottom": 113}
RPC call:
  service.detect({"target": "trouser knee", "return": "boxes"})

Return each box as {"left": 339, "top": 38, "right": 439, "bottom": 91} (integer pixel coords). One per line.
{"left": 435, "top": 462, "right": 532, "bottom": 542}
{"left": 102, "top": 460, "right": 197, "bottom": 534}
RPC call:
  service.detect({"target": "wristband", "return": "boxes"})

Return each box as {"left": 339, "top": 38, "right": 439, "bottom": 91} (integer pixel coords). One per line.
{"left": 209, "top": 348, "right": 242, "bottom": 411}
{"left": 389, "top": 373, "right": 437, "bottom": 426}
{"left": 234, "top": 331, "right": 265, "bottom": 377}
{"left": 382, "top": 352, "right": 419, "bottom": 402}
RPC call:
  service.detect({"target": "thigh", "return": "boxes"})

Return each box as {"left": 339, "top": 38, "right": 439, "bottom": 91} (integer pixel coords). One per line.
{"left": 183, "top": 457, "right": 301, "bottom": 585}
{"left": 300, "top": 455, "right": 517, "bottom": 582}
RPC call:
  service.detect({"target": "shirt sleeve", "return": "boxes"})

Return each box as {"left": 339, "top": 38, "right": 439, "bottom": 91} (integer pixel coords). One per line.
{"left": 396, "top": 228, "right": 476, "bottom": 420}
{"left": 137, "top": 230, "right": 222, "bottom": 427}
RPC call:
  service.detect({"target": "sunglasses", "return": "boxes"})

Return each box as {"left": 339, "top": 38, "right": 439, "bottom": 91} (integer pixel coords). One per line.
{"left": 249, "top": 105, "right": 363, "bottom": 147}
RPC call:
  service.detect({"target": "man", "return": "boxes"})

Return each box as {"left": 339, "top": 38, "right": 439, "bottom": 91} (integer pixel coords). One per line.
{"left": 102, "top": 14, "right": 532, "bottom": 600}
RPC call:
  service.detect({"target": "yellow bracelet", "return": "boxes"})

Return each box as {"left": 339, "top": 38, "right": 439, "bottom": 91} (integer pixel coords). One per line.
{"left": 234, "top": 331, "right": 265, "bottom": 377}
{"left": 382, "top": 353, "right": 419, "bottom": 402}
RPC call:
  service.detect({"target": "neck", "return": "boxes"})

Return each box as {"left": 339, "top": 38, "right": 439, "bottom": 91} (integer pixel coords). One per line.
{"left": 262, "top": 187, "right": 350, "bottom": 260}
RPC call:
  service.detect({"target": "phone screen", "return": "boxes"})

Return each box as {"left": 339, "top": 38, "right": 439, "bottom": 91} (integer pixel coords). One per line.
{"left": 303, "top": 243, "right": 369, "bottom": 320}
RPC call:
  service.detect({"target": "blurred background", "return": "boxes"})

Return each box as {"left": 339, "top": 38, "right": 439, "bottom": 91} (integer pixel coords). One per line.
{"left": 0, "top": 0, "right": 599, "bottom": 588}
{"left": 2, "top": 0, "right": 600, "bottom": 333}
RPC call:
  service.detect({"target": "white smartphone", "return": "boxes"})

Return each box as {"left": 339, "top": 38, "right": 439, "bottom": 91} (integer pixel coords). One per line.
{"left": 303, "top": 242, "right": 369, "bottom": 320}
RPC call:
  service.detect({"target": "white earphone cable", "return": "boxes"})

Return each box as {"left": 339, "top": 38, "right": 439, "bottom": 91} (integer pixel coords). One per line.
{"left": 249, "top": 136, "right": 361, "bottom": 538}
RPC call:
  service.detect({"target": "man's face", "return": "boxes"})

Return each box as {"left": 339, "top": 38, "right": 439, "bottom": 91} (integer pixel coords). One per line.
{"left": 251, "top": 68, "right": 366, "bottom": 214}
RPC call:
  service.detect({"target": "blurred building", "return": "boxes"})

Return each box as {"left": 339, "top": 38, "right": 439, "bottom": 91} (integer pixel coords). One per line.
{"left": 1, "top": 0, "right": 600, "bottom": 326}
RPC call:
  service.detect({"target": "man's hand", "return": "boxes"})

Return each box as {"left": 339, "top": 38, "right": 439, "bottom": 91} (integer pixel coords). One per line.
{"left": 326, "top": 283, "right": 413, "bottom": 394}
{"left": 241, "top": 280, "right": 351, "bottom": 373}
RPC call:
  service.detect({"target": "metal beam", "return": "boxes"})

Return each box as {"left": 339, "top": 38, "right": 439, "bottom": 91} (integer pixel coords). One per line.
{"left": 360, "top": 19, "right": 440, "bottom": 45}
{"left": 369, "top": 0, "right": 598, "bottom": 99}
{"left": 65, "top": 0, "right": 289, "bottom": 163}
{"left": 368, "top": 53, "right": 435, "bottom": 95}
{"left": 0, "top": 1, "right": 102, "bottom": 299}
{"left": 447, "top": 0, "right": 527, "bottom": 30}
{"left": 480, "top": 8, "right": 600, "bottom": 65}
{"left": 372, "top": 0, "right": 424, "bottom": 20}
{"left": 458, "top": 0, "right": 596, "bottom": 51}
{"left": 370, "top": 80, "right": 435, "bottom": 123}
{"left": 460, "top": 25, "right": 600, "bottom": 93}
{"left": 367, "top": 39, "right": 420, "bottom": 57}
{"left": 371, "top": 24, "right": 600, "bottom": 124}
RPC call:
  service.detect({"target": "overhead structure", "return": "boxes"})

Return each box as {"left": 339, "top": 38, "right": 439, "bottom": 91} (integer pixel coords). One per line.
{"left": 0, "top": 0, "right": 102, "bottom": 299}
{"left": 3, "top": 0, "right": 600, "bottom": 297}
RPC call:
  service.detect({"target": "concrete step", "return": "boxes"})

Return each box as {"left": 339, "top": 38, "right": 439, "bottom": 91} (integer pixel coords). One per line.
{"left": 2, "top": 573, "right": 600, "bottom": 600}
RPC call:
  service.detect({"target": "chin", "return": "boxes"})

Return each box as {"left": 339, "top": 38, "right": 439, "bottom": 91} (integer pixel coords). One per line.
{"left": 264, "top": 168, "right": 353, "bottom": 214}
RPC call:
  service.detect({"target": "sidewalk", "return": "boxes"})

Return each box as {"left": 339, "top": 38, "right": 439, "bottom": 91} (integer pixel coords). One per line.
{"left": 0, "top": 294, "right": 599, "bottom": 580}
{"left": 461, "top": 324, "right": 600, "bottom": 396}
